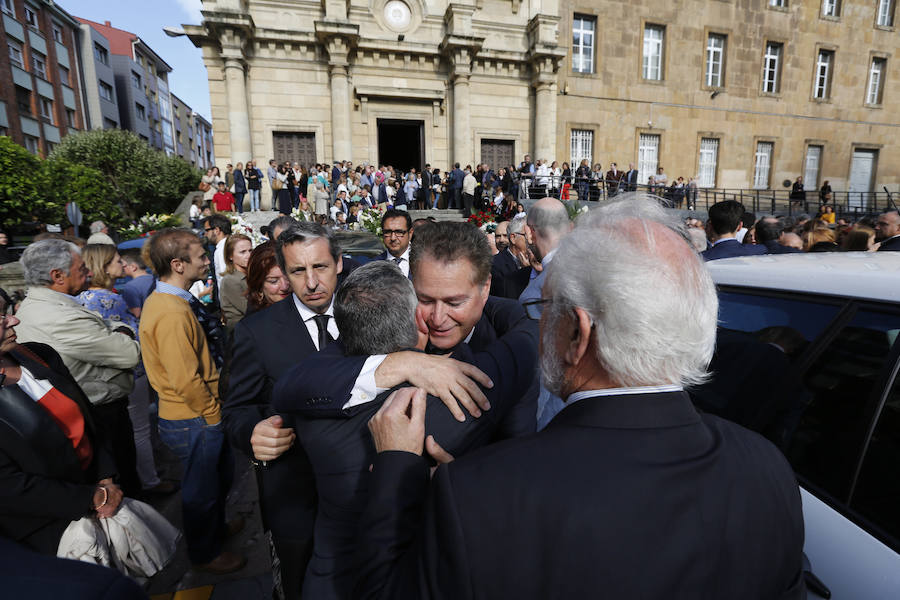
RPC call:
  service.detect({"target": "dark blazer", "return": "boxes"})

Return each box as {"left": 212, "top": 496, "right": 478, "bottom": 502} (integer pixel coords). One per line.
{"left": 878, "top": 235, "right": 900, "bottom": 251}
{"left": 272, "top": 304, "right": 538, "bottom": 599}
{"left": 0, "top": 343, "right": 116, "bottom": 554}
{"left": 495, "top": 265, "right": 531, "bottom": 300}
{"left": 0, "top": 536, "right": 147, "bottom": 599}
{"left": 355, "top": 391, "right": 807, "bottom": 600}
{"left": 223, "top": 296, "right": 319, "bottom": 545}
{"left": 488, "top": 250, "right": 519, "bottom": 297}
{"left": 701, "top": 238, "right": 768, "bottom": 261}
{"left": 623, "top": 168, "right": 639, "bottom": 191}
{"left": 763, "top": 240, "right": 803, "bottom": 254}
{"left": 233, "top": 169, "right": 247, "bottom": 194}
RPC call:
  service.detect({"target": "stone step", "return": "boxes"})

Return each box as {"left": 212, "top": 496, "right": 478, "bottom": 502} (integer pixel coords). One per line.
{"left": 408, "top": 209, "right": 467, "bottom": 222}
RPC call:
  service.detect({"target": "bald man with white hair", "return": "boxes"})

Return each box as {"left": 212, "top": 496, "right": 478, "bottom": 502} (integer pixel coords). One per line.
{"left": 517, "top": 197, "right": 572, "bottom": 312}
{"left": 357, "top": 196, "right": 807, "bottom": 600}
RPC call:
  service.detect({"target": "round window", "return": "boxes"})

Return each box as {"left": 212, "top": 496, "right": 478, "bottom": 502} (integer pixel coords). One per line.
{"left": 383, "top": 0, "right": 412, "bottom": 31}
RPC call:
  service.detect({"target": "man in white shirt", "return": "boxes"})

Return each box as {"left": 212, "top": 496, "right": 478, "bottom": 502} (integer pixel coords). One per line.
{"left": 377, "top": 209, "right": 412, "bottom": 278}
{"left": 202, "top": 214, "right": 232, "bottom": 286}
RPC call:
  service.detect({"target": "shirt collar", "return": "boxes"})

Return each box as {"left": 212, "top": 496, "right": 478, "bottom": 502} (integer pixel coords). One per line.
{"left": 293, "top": 293, "right": 335, "bottom": 322}
{"left": 541, "top": 247, "right": 558, "bottom": 268}
{"left": 155, "top": 280, "right": 195, "bottom": 303}
{"left": 26, "top": 286, "right": 80, "bottom": 306}
{"left": 566, "top": 385, "right": 683, "bottom": 407}
{"left": 391, "top": 245, "right": 411, "bottom": 263}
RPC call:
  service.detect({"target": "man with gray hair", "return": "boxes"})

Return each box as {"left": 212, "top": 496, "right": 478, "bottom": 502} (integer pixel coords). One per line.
{"left": 86, "top": 221, "right": 115, "bottom": 246}
{"left": 272, "top": 261, "right": 536, "bottom": 599}
{"left": 518, "top": 197, "right": 571, "bottom": 310}
{"left": 357, "top": 197, "right": 806, "bottom": 599}
{"left": 15, "top": 239, "right": 142, "bottom": 495}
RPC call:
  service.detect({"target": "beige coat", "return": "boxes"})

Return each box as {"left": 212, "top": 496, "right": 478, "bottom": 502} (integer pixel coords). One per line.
{"left": 15, "top": 286, "right": 141, "bottom": 405}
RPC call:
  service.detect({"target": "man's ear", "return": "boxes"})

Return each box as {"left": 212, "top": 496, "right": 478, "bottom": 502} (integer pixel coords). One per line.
{"left": 563, "top": 307, "right": 594, "bottom": 367}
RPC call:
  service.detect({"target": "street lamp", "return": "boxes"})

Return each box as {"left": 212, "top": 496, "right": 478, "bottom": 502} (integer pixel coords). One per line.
{"left": 163, "top": 26, "right": 186, "bottom": 38}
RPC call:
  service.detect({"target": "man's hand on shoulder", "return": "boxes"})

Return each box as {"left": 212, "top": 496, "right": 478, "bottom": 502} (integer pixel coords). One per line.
{"left": 250, "top": 415, "right": 296, "bottom": 462}
{"left": 368, "top": 388, "right": 427, "bottom": 455}
{"left": 375, "top": 352, "right": 493, "bottom": 422}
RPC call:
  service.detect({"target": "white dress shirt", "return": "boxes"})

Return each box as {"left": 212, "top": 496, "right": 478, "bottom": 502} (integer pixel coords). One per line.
{"left": 213, "top": 238, "right": 227, "bottom": 285}
{"left": 387, "top": 245, "right": 411, "bottom": 277}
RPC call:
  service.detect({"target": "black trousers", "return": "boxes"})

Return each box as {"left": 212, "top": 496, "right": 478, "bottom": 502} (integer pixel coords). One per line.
{"left": 462, "top": 192, "right": 475, "bottom": 216}
{"left": 92, "top": 398, "right": 140, "bottom": 497}
{"left": 273, "top": 536, "right": 313, "bottom": 600}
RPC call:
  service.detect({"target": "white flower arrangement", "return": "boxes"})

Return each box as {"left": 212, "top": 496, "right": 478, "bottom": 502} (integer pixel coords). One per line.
{"left": 119, "top": 213, "right": 182, "bottom": 240}
{"left": 358, "top": 206, "right": 385, "bottom": 236}
{"left": 229, "top": 213, "right": 266, "bottom": 247}
{"left": 290, "top": 206, "right": 313, "bottom": 222}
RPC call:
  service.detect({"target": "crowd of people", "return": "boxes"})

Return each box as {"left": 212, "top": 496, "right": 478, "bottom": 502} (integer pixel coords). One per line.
{"left": 0, "top": 190, "right": 898, "bottom": 599}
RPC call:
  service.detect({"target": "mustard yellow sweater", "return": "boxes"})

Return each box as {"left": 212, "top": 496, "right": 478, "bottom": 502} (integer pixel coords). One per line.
{"left": 139, "top": 291, "right": 221, "bottom": 424}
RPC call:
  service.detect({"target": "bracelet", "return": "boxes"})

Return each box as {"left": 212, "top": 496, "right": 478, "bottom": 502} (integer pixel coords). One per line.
{"left": 93, "top": 485, "right": 108, "bottom": 511}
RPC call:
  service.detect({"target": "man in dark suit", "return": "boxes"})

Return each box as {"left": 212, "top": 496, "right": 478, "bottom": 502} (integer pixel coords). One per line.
{"left": 875, "top": 210, "right": 900, "bottom": 251}
{"left": 449, "top": 163, "right": 464, "bottom": 209}
{"left": 701, "top": 200, "right": 767, "bottom": 261}
{"left": 755, "top": 217, "right": 802, "bottom": 254}
{"left": 623, "top": 162, "right": 639, "bottom": 192}
{"left": 493, "top": 215, "right": 532, "bottom": 299}
{"left": 490, "top": 223, "right": 520, "bottom": 297}
{"left": 271, "top": 261, "right": 536, "bottom": 599}
{"left": 356, "top": 199, "right": 807, "bottom": 600}
{"left": 374, "top": 209, "right": 412, "bottom": 277}
{"left": 224, "top": 221, "right": 353, "bottom": 599}
{"left": 606, "top": 162, "right": 623, "bottom": 197}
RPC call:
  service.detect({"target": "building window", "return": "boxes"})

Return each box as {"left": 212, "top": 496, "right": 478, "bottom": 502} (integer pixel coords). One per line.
{"left": 0, "top": 126, "right": 7, "bottom": 136}
{"left": 51, "top": 23, "right": 63, "bottom": 43}
{"left": 132, "top": 71, "right": 141, "bottom": 90}
{"left": 643, "top": 25, "right": 665, "bottom": 80}
{"left": 99, "top": 81, "right": 113, "bottom": 101}
{"left": 867, "top": 57, "right": 886, "bottom": 104}
{"left": 804, "top": 145, "right": 822, "bottom": 187}
{"left": 94, "top": 43, "right": 109, "bottom": 66}
{"left": 23, "top": 5, "right": 37, "bottom": 26}
{"left": 66, "top": 109, "right": 76, "bottom": 127}
{"left": 877, "top": 0, "right": 895, "bottom": 26}
{"left": 705, "top": 34, "right": 726, "bottom": 88}
{"left": 15, "top": 85, "right": 31, "bottom": 114}
{"left": 58, "top": 64, "right": 69, "bottom": 86}
{"left": 572, "top": 15, "right": 595, "bottom": 74}
{"left": 1, "top": 0, "right": 13, "bottom": 17}
{"left": 770, "top": 0, "right": 787, "bottom": 6}
{"left": 8, "top": 38, "right": 24, "bottom": 69}
{"left": 32, "top": 51, "right": 46, "bottom": 79}
{"left": 570, "top": 129, "right": 594, "bottom": 167}
{"left": 814, "top": 50, "right": 834, "bottom": 99}
{"left": 638, "top": 133, "right": 660, "bottom": 185}
{"left": 24, "top": 135, "right": 39, "bottom": 154}
{"left": 822, "top": 0, "right": 841, "bottom": 17}
{"left": 103, "top": 118, "right": 117, "bottom": 129}
{"left": 762, "top": 42, "right": 783, "bottom": 93}
{"left": 753, "top": 141, "right": 774, "bottom": 189}
{"left": 698, "top": 138, "right": 719, "bottom": 188}
{"left": 39, "top": 96, "right": 53, "bottom": 122}
{"left": 136, "top": 103, "right": 146, "bottom": 121}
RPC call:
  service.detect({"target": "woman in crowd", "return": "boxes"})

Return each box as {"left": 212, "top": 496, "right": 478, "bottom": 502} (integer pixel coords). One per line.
{"left": 201, "top": 167, "right": 219, "bottom": 205}
{"left": 245, "top": 242, "right": 291, "bottom": 314}
{"left": 401, "top": 173, "right": 418, "bottom": 211}
{"left": 314, "top": 182, "right": 331, "bottom": 217}
{"left": 432, "top": 168, "right": 443, "bottom": 208}
{"left": 385, "top": 179, "right": 398, "bottom": 205}
{"left": 297, "top": 197, "right": 314, "bottom": 222}
{"left": 560, "top": 162, "right": 572, "bottom": 201}
{"left": 77, "top": 245, "right": 155, "bottom": 497}
{"left": 818, "top": 204, "right": 836, "bottom": 225}
{"left": 233, "top": 162, "right": 247, "bottom": 214}
{"left": 219, "top": 234, "right": 253, "bottom": 334}
{"left": 0, "top": 291, "right": 125, "bottom": 554}
{"left": 246, "top": 162, "right": 261, "bottom": 211}
{"left": 842, "top": 226, "right": 877, "bottom": 251}
{"left": 284, "top": 162, "right": 298, "bottom": 211}
{"left": 819, "top": 180, "right": 833, "bottom": 204}
{"left": 549, "top": 160, "right": 562, "bottom": 197}
{"left": 591, "top": 163, "right": 604, "bottom": 201}
{"left": 276, "top": 165, "right": 291, "bottom": 216}
{"left": 804, "top": 226, "right": 839, "bottom": 252}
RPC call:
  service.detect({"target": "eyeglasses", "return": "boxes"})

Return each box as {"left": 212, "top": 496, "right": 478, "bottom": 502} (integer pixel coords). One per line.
{"left": 522, "top": 298, "right": 552, "bottom": 320}
{"left": 204, "top": 227, "right": 213, "bottom": 232}
{"left": 382, "top": 229, "right": 409, "bottom": 238}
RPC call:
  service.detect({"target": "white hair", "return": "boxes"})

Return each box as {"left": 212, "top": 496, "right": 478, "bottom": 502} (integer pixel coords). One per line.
{"left": 21, "top": 239, "right": 80, "bottom": 287}
{"left": 508, "top": 213, "right": 527, "bottom": 235}
{"left": 90, "top": 221, "right": 106, "bottom": 233}
{"left": 543, "top": 193, "right": 718, "bottom": 389}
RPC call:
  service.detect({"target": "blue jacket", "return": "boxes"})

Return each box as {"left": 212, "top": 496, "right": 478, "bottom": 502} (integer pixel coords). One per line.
{"left": 701, "top": 239, "right": 767, "bottom": 261}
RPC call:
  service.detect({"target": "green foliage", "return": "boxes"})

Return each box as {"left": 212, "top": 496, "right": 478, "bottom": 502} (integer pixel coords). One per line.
{"left": 0, "top": 136, "right": 64, "bottom": 227}
{"left": 42, "top": 159, "right": 122, "bottom": 228}
{"left": 155, "top": 153, "right": 203, "bottom": 215}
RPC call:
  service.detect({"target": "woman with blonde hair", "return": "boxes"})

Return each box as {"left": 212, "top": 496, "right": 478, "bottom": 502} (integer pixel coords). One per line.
{"left": 219, "top": 234, "right": 253, "bottom": 332}
{"left": 803, "top": 225, "right": 839, "bottom": 252}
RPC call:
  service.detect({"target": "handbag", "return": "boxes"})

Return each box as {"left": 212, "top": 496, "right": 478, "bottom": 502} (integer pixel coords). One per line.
{"left": 272, "top": 178, "right": 284, "bottom": 191}
{"left": 198, "top": 181, "right": 211, "bottom": 192}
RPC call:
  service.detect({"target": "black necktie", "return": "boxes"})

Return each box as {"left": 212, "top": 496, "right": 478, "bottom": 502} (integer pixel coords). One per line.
{"left": 393, "top": 257, "right": 403, "bottom": 265}
{"left": 312, "top": 314, "right": 332, "bottom": 350}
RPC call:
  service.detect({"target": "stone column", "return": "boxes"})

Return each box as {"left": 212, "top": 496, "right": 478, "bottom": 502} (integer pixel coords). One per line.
{"left": 329, "top": 61, "right": 352, "bottom": 162}
{"left": 450, "top": 49, "right": 473, "bottom": 165}
{"left": 533, "top": 79, "right": 556, "bottom": 163}
{"left": 223, "top": 56, "right": 252, "bottom": 163}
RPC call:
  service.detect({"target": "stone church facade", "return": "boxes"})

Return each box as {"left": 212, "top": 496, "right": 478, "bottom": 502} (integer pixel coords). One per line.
{"left": 187, "top": 0, "right": 900, "bottom": 207}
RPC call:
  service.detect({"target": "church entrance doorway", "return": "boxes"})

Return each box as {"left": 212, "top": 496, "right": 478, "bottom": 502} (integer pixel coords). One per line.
{"left": 377, "top": 119, "right": 424, "bottom": 173}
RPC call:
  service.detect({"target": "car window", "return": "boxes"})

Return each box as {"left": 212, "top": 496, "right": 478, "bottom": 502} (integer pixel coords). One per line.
{"left": 789, "top": 307, "right": 900, "bottom": 502}
{"left": 849, "top": 348, "right": 900, "bottom": 547}
{"left": 717, "top": 290, "right": 843, "bottom": 345}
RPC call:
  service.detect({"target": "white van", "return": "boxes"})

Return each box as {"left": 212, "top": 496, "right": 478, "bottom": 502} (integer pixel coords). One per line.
{"left": 705, "top": 252, "right": 900, "bottom": 599}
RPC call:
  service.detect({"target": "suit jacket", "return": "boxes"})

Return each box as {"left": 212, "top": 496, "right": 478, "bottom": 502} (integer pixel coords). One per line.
{"left": 496, "top": 266, "right": 531, "bottom": 300}
{"left": 355, "top": 391, "right": 807, "bottom": 600}
{"left": 222, "top": 296, "right": 319, "bottom": 541}
{"left": 0, "top": 536, "right": 147, "bottom": 599}
{"left": 272, "top": 302, "right": 538, "bottom": 599}
{"left": 878, "top": 235, "right": 900, "bottom": 251}
{"left": 763, "top": 240, "right": 803, "bottom": 255}
{"left": 488, "top": 250, "right": 519, "bottom": 297}
{"left": 623, "top": 168, "right": 639, "bottom": 190}
{"left": 701, "top": 238, "right": 768, "bottom": 261}
{"left": 0, "top": 343, "right": 116, "bottom": 554}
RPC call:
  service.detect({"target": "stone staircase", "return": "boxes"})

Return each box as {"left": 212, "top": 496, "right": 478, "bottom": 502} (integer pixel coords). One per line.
{"left": 407, "top": 209, "right": 467, "bottom": 222}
